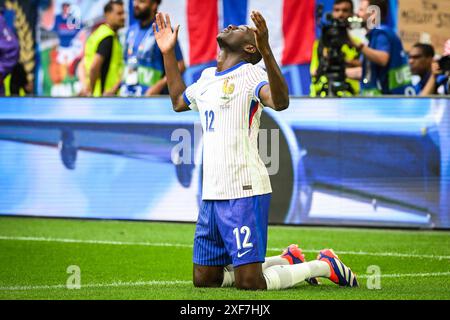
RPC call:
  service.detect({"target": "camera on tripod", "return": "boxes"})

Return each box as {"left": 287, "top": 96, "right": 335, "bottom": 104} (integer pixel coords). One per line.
{"left": 313, "top": 5, "right": 363, "bottom": 97}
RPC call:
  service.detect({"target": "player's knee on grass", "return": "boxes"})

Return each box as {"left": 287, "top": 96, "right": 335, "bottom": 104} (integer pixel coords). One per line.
{"left": 235, "top": 275, "right": 267, "bottom": 290}
{"left": 234, "top": 264, "right": 267, "bottom": 290}
{"left": 193, "top": 265, "right": 224, "bottom": 287}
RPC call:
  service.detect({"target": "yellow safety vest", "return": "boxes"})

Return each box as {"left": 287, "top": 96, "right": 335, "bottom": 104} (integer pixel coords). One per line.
{"left": 84, "top": 24, "right": 124, "bottom": 97}
{"left": 4, "top": 74, "right": 26, "bottom": 96}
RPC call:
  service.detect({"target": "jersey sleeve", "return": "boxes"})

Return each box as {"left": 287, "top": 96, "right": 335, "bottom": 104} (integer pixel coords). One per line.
{"left": 183, "top": 81, "right": 199, "bottom": 111}
{"left": 373, "top": 33, "right": 391, "bottom": 54}
{"left": 246, "top": 65, "right": 269, "bottom": 104}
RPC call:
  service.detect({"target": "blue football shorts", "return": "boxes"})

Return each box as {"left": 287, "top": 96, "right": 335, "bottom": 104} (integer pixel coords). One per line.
{"left": 193, "top": 193, "right": 271, "bottom": 268}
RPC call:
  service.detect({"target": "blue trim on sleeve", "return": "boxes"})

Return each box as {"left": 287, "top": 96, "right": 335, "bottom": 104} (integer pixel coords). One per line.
{"left": 255, "top": 81, "right": 269, "bottom": 100}
{"left": 182, "top": 91, "right": 191, "bottom": 106}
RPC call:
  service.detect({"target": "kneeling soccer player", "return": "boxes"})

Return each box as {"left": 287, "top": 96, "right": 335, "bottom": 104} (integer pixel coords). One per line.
{"left": 153, "top": 10, "right": 358, "bottom": 290}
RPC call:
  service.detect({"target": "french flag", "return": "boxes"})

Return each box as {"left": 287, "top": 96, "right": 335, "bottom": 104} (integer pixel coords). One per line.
{"left": 159, "top": 0, "right": 316, "bottom": 95}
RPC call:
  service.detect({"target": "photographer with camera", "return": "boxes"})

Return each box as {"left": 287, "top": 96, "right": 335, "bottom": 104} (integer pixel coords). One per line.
{"left": 310, "top": 0, "right": 361, "bottom": 97}
{"left": 421, "top": 40, "right": 450, "bottom": 96}
{"left": 351, "top": 0, "right": 415, "bottom": 95}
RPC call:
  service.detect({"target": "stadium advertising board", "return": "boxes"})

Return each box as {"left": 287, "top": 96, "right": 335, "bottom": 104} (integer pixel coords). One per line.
{"left": 0, "top": 97, "right": 449, "bottom": 228}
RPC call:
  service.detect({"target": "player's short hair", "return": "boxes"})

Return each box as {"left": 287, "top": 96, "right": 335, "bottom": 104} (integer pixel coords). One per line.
{"left": 104, "top": 0, "right": 124, "bottom": 14}
{"left": 412, "top": 43, "right": 435, "bottom": 58}
{"left": 334, "top": 0, "right": 354, "bottom": 12}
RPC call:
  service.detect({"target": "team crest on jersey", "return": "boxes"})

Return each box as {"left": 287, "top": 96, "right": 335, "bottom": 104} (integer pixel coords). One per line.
{"left": 222, "top": 79, "right": 235, "bottom": 95}
{"left": 220, "top": 79, "right": 235, "bottom": 108}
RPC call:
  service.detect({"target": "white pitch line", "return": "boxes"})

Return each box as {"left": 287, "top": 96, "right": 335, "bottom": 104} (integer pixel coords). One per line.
{"left": 1, "top": 272, "right": 450, "bottom": 291}
{"left": 357, "top": 272, "right": 450, "bottom": 279}
{"left": 0, "top": 280, "right": 191, "bottom": 291}
{"left": 1, "top": 235, "right": 450, "bottom": 260}
{"left": 0, "top": 236, "right": 193, "bottom": 248}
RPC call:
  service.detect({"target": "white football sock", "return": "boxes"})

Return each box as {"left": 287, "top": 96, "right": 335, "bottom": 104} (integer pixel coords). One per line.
{"left": 263, "top": 261, "right": 330, "bottom": 290}
{"left": 221, "top": 265, "right": 235, "bottom": 287}
{"left": 308, "top": 260, "right": 331, "bottom": 278}
{"left": 221, "top": 254, "right": 288, "bottom": 287}
{"left": 221, "top": 259, "right": 331, "bottom": 290}
{"left": 262, "top": 255, "right": 290, "bottom": 270}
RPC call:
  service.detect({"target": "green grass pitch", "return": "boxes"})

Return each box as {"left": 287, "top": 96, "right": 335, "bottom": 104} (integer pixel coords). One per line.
{"left": 0, "top": 216, "right": 449, "bottom": 300}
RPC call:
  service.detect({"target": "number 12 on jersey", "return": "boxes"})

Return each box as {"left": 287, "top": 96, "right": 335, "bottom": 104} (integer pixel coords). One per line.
{"left": 204, "top": 110, "right": 215, "bottom": 132}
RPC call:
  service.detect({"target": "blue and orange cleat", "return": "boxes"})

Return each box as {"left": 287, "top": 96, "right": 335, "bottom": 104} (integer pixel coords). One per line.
{"left": 317, "top": 249, "right": 358, "bottom": 287}
{"left": 281, "top": 244, "right": 320, "bottom": 285}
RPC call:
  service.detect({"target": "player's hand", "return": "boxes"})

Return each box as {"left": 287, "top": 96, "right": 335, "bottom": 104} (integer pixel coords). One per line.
{"left": 153, "top": 12, "right": 180, "bottom": 55}
{"left": 250, "top": 11, "right": 270, "bottom": 55}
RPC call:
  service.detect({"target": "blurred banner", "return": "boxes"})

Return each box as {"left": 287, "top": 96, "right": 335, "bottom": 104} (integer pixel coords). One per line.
{"left": 33, "top": 0, "right": 315, "bottom": 96}
{"left": 159, "top": 0, "right": 315, "bottom": 95}
{"left": 0, "top": 97, "right": 449, "bottom": 229}
{"left": 0, "top": 0, "right": 37, "bottom": 94}
{"left": 398, "top": 0, "right": 450, "bottom": 53}
{"left": 3, "top": 0, "right": 414, "bottom": 97}
{"left": 36, "top": 0, "right": 129, "bottom": 96}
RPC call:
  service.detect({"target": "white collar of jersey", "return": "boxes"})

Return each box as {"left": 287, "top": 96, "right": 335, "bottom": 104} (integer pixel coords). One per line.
{"left": 215, "top": 61, "right": 248, "bottom": 77}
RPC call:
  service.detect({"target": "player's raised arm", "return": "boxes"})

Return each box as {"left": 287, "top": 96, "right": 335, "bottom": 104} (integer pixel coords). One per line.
{"left": 153, "top": 13, "right": 190, "bottom": 112}
{"left": 250, "top": 11, "right": 289, "bottom": 111}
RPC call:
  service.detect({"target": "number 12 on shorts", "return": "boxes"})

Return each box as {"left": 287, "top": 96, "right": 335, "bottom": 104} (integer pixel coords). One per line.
{"left": 233, "top": 226, "right": 253, "bottom": 250}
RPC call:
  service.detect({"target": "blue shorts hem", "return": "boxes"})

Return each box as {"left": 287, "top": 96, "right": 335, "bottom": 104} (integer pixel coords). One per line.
{"left": 233, "top": 259, "right": 265, "bottom": 268}
{"left": 192, "top": 259, "right": 230, "bottom": 267}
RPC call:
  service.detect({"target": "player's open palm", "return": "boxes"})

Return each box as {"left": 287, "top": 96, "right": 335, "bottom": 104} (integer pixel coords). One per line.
{"left": 250, "top": 11, "right": 270, "bottom": 54}
{"left": 153, "top": 12, "right": 179, "bottom": 55}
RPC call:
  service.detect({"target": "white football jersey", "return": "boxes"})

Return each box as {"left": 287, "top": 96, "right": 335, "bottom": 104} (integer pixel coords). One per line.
{"left": 183, "top": 61, "right": 272, "bottom": 200}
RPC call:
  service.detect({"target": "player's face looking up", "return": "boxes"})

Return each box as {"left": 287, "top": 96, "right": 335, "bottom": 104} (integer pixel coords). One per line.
{"left": 333, "top": 1, "right": 353, "bottom": 21}
{"left": 217, "top": 25, "right": 262, "bottom": 65}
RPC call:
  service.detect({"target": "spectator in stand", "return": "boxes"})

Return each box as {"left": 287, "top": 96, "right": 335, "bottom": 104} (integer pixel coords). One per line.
{"left": 409, "top": 43, "right": 435, "bottom": 95}
{"left": 350, "top": 0, "right": 415, "bottom": 95}
{"left": 83, "top": 0, "right": 125, "bottom": 97}
{"left": 0, "top": 7, "right": 19, "bottom": 96}
{"left": 310, "top": 0, "right": 361, "bottom": 97}
{"left": 4, "top": 62, "right": 33, "bottom": 96}
{"left": 120, "top": 0, "right": 185, "bottom": 97}
{"left": 421, "top": 39, "right": 450, "bottom": 96}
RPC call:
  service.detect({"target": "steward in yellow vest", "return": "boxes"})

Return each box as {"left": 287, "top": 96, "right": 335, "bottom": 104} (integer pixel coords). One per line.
{"left": 84, "top": 1, "right": 125, "bottom": 97}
